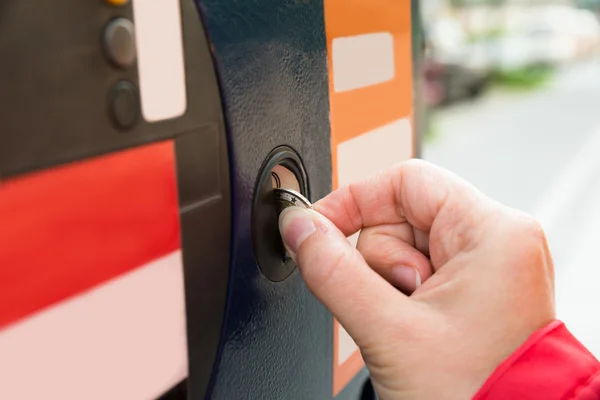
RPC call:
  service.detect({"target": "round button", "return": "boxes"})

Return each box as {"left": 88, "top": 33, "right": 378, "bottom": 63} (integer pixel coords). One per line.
{"left": 109, "top": 81, "right": 139, "bottom": 130}
{"left": 103, "top": 18, "right": 136, "bottom": 68}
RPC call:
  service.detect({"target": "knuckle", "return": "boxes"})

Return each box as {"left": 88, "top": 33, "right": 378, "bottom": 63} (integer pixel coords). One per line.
{"left": 501, "top": 211, "right": 552, "bottom": 272}
{"left": 398, "top": 159, "right": 426, "bottom": 178}
{"left": 401, "top": 158, "right": 426, "bottom": 169}
{"left": 511, "top": 212, "right": 547, "bottom": 244}
{"left": 527, "top": 218, "right": 546, "bottom": 241}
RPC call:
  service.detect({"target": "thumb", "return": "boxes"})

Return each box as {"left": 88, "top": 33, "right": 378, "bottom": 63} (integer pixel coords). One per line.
{"left": 278, "top": 207, "right": 413, "bottom": 345}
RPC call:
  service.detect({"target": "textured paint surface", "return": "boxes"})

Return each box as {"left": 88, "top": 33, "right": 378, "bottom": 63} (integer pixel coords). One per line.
{"left": 196, "top": 0, "right": 415, "bottom": 397}
{"left": 197, "top": 0, "right": 334, "bottom": 398}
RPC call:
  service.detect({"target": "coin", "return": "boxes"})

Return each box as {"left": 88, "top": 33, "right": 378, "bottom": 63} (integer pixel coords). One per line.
{"left": 273, "top": 188, "right": 312, "bottom": 216}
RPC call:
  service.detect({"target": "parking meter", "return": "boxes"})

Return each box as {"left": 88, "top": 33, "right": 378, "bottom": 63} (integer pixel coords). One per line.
{"left": 0, "top": 0, "right": 422, "bottom": 398}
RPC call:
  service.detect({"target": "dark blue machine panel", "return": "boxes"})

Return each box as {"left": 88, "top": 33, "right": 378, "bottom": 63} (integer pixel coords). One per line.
{"left": 196, "top": 0, "right": 342, "bottom": 398}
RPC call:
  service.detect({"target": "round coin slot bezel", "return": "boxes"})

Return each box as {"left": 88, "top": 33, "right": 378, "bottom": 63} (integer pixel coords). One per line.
{"left": 251, "top": 146, "right": 310, "bottom": 282}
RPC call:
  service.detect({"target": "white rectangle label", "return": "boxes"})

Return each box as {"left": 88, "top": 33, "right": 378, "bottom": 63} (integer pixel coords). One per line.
{"left": 133, "top": 0, "right": 187, "bottom": 122}
{"left": 337, "top": 118, "right": 413, "bottom": 187}
{"left": 332, "top": 32, "right": 395, "bottom": 93}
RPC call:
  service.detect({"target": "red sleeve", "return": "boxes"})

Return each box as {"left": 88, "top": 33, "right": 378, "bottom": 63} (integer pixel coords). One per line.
{"left": 473, "top": 320, "right": 600, "bottom": 400}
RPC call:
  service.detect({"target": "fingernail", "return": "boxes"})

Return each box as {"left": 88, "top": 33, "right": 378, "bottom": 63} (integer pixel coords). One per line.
{"left": 278, "top": 207, "right": 317, "bottom": 260}
{"left": 392, "top": 266, "right": 421, "bottom": 292}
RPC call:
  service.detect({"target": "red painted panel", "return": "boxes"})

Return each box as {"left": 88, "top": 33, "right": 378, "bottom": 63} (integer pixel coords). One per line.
{"left": 0, "top": 142, "right": 181, "bottom": 329}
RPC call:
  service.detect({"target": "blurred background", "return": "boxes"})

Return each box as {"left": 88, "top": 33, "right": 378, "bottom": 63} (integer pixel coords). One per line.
{"left": 420, "top": 0, "right": 600, "bottom": 356}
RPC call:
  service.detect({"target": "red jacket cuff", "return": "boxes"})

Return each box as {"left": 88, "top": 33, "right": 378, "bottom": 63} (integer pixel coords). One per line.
{"left": 473, "top": 320, "right": 600, "bottom": 400}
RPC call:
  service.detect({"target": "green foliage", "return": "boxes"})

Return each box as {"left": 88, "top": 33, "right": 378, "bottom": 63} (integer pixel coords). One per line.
{"left": 423, "top": 112, "right": 440, "bottom": 143}
{"left": 467, "top": 27, "right": 506, "bottom": 43}
{"left": 491, "top": 66, "right": 554, "bottom": 90}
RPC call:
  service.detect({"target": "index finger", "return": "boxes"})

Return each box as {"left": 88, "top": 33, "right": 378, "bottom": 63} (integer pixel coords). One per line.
{"left": 314, "top": 159, "right": 488, "bottom": 247}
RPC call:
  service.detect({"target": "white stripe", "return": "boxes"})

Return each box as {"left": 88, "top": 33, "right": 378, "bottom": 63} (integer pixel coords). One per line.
{"left": 0, "top": 251, "right": 188, "bottom": 400}
{"left": 532, "top": 122, "right": 600, "bottom": 232}
{"left": 338, "top": 323, "right": 359, "bottom": 365}
{"left": 338, "top": 232, "right": 360, "bottom": 365}
{"left": 332, "top": 32, "right": 395, "bottom": 92}
{"left": 133, "top": 0, "right": 187, "bottom": 122}
{"left": 336, "top": 118, "right": 413, "bottom": 365}
{"left": 337, "top": 118, "right": 413, "bottom": 187}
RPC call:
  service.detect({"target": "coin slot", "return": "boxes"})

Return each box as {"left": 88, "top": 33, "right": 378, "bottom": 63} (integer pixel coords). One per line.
{"left": 271, "top": 165, "right": 304, "bottom": 264}
{"left": 252, "top": 146, "right": 309, "bottom": 282}
{"left": 270, "top": 164, "right": 301, "bottom": 191}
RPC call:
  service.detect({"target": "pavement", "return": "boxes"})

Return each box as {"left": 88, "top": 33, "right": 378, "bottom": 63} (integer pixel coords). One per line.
{"left": 423, "top": 55, "right": 600, "bottom": 357}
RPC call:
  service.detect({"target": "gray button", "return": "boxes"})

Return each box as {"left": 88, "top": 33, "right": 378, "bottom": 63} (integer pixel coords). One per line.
{"left": 109, "top": 81, "right": 139, "bottom": 130}
{"left": 104, "top": 18, "right": 136, "bottom": 68}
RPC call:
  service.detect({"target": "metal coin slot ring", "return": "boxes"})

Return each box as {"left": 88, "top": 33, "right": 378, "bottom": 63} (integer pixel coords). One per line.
{"left": 251, "top": 146, "right": 310, "bottom": 282}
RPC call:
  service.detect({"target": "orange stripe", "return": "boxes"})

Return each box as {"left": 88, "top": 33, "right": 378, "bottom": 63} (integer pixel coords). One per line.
{"left": 324, "top": 0, "right": 414, "bottom": 395}
{"left": 331, "top": 80, "right": 412, "bottom": 143}
{"left": 326, "top": 0, "right": 412, "bottom": 144}
{"left": 332, "top": 320, "right": 365, "bottom": 395}
{"left": 0, "top": 142, "right": 181, "bottom": 329}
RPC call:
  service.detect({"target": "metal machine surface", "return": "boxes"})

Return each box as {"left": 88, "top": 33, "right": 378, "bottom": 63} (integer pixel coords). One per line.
{"left": 0, "top": 0, "right": 421, "bottom": 398}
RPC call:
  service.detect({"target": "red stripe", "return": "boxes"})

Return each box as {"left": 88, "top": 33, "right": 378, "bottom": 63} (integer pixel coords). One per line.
{"left": 0, "top": 142, "right": 181, "bottom": 329}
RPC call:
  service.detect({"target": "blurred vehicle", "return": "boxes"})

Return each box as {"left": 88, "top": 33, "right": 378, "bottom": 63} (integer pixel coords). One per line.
{"left": 424, "top": 56, "right": 489, "bottom": 107}
{"left": 424, "top": 22, "right": 490, "bottom": 107}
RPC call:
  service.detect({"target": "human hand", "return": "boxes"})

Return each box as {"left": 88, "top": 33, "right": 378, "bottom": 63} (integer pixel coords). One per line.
{"left": 278, "top": 160, "right": 555, "bottom": 400}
